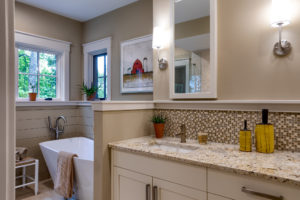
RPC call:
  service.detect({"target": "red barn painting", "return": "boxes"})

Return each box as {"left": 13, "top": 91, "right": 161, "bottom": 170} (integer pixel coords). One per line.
{"left": 131, "top": 59, "right": 144, "bottom": 74}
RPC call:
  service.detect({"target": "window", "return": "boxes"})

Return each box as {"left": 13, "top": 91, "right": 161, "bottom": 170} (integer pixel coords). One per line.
{"left": 15, "top": 31, "right": 70, "bottom": 101}
{"left": 83, "top": 37, "right": 111, "bottom": 100}
{"left": 17, "top": 48, "right": 58, "bottom": 99}
{"left": 93, "top": 53, "right": 107, "bottom": 100}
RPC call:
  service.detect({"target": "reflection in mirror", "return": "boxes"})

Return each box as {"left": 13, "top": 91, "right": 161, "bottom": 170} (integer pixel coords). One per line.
{"left": 174, "top": 0, "right": 210, "bottom": 94}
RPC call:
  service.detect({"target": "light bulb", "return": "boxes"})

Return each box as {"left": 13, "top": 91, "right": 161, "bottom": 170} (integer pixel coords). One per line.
{"left": 271, "top": 0, "right": 291, "bottom": 27}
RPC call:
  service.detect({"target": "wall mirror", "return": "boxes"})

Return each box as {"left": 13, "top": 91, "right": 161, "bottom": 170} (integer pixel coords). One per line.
{"left": 170, "top": 0, "right": 217, "bottom": 99}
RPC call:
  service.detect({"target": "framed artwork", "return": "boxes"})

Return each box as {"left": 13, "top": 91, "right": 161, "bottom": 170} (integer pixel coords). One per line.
{"left": 120, "top": 35, "right": 153, "bottom": 93}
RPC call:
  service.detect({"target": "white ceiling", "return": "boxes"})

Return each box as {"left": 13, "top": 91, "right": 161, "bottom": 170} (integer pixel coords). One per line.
{"left": 175, "top": 0, "right": 210, "bottom": 24}
{"left": 17, "top": 0, "right": 138, "bottom": 22}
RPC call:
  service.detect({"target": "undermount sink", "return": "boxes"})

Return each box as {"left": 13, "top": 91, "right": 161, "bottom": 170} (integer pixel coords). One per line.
{"left": 148, "top": 142, "right": 198, "bottom": 154}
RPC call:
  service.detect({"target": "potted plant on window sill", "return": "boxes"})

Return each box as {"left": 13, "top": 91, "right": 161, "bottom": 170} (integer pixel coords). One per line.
{"left": 28, "top": 84, "right": 37, "bottom": 101}
{"left": 81, "top": 83, "right": 98, "bottom": 101}
{"left": 152, "top": 115, "right": 166, "bottom": 139}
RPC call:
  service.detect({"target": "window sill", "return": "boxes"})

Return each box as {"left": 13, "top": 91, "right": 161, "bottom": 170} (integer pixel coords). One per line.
{"left": 16, "top": 100, "right": 91, "bottom": 107}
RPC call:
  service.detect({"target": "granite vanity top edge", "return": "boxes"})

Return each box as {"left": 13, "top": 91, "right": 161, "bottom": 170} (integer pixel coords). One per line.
{"left": 109, "top": 140, "right": 300, "bottom": 188}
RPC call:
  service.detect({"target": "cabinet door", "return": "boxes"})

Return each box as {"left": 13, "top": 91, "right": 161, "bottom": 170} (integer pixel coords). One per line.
{"left": 208, "top": 193, "right": 232, "bottom": 200}
{"left": 113, "top": 167, "right": 152, "bottom": 200}
{"left": 153, "top": 178, "right": 207, "bottom": 200}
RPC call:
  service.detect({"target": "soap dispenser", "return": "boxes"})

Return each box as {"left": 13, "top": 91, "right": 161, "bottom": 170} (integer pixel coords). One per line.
{"left": 239, "top": 120, "right": 252, "bottom": 152}
{"left": 255, "top": 109, "right": 274, "bottom": 153}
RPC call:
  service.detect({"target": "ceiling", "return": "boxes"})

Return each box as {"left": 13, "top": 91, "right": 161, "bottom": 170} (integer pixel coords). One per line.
{"left": 175, "top": 0, "right": 210, "bottom": 24}
{"left": 176, "top": 34, "right": 210, "bottom": 52}
{"left": 16, "top": 0, "right": 138, "bottom": 22}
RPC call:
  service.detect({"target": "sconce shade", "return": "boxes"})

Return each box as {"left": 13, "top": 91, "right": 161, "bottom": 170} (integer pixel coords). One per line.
{"left": 152, "top": 26, "right": 164, "bottom": 49}
{"left": 271, "top": 0, "right": 291, "bottom": 27}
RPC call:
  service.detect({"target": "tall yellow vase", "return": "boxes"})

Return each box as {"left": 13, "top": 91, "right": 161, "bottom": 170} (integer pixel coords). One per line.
{"left": 255, "top": 109, "right": 274, "bottom": 153}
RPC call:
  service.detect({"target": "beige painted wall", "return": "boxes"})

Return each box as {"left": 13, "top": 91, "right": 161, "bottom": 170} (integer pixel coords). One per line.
{"left": 218, "top": 0, "right": 300, "bottom": 100}
{"left": 175, "top": 16, "right": 210, "bottom": 40}
{"left": 154, "top": 0, "right": 300, "bottom": 100}
{"left": 94, "top": 109, "right": 154, "bottom": 200}
{"left": 153, "top": 0, "right": 172, "bottom": 100}
{"left": 15, "top": 2, "right": 83, "bottom": 100}
{"left": 83, "top": 0, "right": 153, "bottom": 101}
{"left": 16, "top": 106, "right": 93, "bottom": 181}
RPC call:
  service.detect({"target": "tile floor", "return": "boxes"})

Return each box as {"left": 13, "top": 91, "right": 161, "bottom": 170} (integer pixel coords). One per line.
{"left": 16, "top": 180, "right": 64, "bottom": 200}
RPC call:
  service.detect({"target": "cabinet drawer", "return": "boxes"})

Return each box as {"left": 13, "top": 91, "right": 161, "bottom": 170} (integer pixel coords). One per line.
{"left": 208, "top": 169, "right": 300, "bottom": 200}
{"left": 154, "top": 178, "right": 207, "bottom": 200}
{"left": 113, "top": 150, "right": 207, "bottom": 191}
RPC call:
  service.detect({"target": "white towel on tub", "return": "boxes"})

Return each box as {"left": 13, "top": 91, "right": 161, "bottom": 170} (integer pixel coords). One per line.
{"left": 54, "top": 151, "right": 78, "bottom": 198}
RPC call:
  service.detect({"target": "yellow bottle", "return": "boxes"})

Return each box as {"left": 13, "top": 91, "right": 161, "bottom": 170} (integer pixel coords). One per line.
{"left": 255, "top": 109, "right": 274, "bottom": 153}
{"left": 239, "top": 120, "right": 252, "bottom": 152}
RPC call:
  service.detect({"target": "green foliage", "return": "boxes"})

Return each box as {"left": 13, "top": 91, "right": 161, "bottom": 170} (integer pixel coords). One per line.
{"left": 17, "top": 49, "right": 57, "bottom": 99}
{"left": 81, "top": 83, "right": 98, "bottom": 97}
{"left": 97, "top": 78, "right": 105, "bottom": 99}
{"left": 29, "top": 83, "right": 36, "bottom": 93}
{"left": 152, "top": 115, "right": 166, "bottom": 124}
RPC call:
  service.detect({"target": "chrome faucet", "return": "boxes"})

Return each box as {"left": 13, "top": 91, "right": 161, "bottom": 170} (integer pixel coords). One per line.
{"left": 48, "top": 116, "right": 66, "bottom": 140}
{"left": 176, "top": 124, "right": 187, "bottom": 143}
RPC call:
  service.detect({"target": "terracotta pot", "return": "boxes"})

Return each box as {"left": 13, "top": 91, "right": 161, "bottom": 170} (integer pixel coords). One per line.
{"left": 87, "top": 92, "right": 96, "bottom": 101}
{"left": 153, "top": 123, "right": 165, "bottom": 138}
{"left": 28, "top": 93, "right": 37, "bottom": 101}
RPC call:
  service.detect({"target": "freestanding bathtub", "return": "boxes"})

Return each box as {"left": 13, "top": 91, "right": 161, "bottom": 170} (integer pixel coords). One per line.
{"left": 39, "top": 137, "right": 94, "bottom": 200}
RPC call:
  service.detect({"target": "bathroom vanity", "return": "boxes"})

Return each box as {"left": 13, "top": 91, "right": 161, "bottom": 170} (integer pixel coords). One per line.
{"left": 109, "top": 137, "right": 300, "bottom": 200}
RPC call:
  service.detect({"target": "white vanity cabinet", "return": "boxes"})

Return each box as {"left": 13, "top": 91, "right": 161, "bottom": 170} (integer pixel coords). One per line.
{"left": 111, "top": 150, "right": 207, "bottom": 200}
{"left": 153, "top": 178, "right": 206, "bottom": 200}
{"left": 113, "top": 167, "right": 152, "bottom": 200}
{"left": 208, "top": 169, "right": 300, "bottom": 200}
{"left": 111, "top": 149, "right": 300, "bottom": 200}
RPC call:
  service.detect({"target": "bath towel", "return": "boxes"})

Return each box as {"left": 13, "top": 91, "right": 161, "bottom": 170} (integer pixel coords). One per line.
{"left": 16, "top": 147, "right": 28, "bottom": 161}
{"left": 54, "top": 151, "right": 78, "bottom": 198}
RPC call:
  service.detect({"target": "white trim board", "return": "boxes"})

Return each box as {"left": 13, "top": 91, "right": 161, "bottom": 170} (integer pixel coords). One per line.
{"left": 91, "top": 100, "right": 300, "bottom": 113}
{"left": 83, "top": 37, "right": 112, "bottom": 100}
{"left": 16, "top": 101, "right": 91, "bottom": 107}
{"left": 92, "top": 101, "right": 155, "bottom": 111}
{"left": 154, "top": 100, "right": 300, "bottom": 113}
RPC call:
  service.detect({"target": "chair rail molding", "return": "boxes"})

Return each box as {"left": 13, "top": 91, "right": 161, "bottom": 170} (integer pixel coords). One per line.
{"left": 92, "top": 101, "right": 155, "bottom": 111}
{"left": 154, "top": 100, "right": 300, "bottom": 113}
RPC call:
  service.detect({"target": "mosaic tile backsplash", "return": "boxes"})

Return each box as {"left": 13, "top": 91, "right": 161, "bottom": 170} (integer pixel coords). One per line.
{"left": 154, "top": 109, "right": 300, "bottom": 152}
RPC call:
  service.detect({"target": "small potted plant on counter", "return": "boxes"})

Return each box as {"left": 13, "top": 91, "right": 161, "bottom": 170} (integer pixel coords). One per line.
{"left": 152, "top": 115, "right": 166, "bottom": 138}
{"left": 28, "top": 83, "right": 37, "bottom": 101}
{"left": 81, "top": 83, "right": 98, "bottom": 101}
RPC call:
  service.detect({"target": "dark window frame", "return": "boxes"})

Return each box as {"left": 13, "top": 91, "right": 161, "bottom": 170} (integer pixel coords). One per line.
{"left": 93, "top": 53, "right": 107, "bottom": 100}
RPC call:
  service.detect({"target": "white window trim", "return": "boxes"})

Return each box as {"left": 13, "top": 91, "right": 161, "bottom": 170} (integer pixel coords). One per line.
{"left": 83, "top": 37, "right": 112, "bottom": 100}
{"left": 15, "top": 31, "right": 71, "bottom": 101}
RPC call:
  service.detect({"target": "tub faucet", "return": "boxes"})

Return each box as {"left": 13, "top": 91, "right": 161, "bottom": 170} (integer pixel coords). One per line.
{"left": 48, "top": 116, "right": 66, "bottom": 140}
{"left": 176, "top": 124, "right": 187, "bottom": 143}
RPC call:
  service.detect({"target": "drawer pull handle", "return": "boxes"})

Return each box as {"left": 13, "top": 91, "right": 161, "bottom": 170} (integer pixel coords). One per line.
{"left": 153, "top": 186, "right": 158, "bottom": 200}
{"left": 146, "top": 184, "right": 151, "bottom": 200}
{"left": 241, "top": 186, "right": 284, "bottom": 200}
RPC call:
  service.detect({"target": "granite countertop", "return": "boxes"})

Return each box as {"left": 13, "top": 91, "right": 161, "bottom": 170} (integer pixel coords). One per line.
{"left": 109, "top": 136, "right": 300, "bottom": 187}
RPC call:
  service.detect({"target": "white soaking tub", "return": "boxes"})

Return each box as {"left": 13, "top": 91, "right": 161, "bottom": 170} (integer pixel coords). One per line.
{"left": 39, "top": 137, "right": 94, "bottom": 200}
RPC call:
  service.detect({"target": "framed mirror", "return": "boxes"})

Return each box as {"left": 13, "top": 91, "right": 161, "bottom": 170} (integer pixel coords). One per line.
{"left": 170, "top": 0, "right": 217, "bottom": 99}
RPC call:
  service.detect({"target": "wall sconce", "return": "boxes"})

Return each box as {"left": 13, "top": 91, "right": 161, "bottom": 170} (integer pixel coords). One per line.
{"left": 152, "top": 26, "right": 168, "bottom": 70}
{"left": 271, "top": 0, "right": 292, "bottom": 56}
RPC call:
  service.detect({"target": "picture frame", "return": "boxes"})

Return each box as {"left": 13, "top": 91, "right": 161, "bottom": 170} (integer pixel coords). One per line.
{"left": 120, "top": 35, "right": 153, "bottom": 93}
